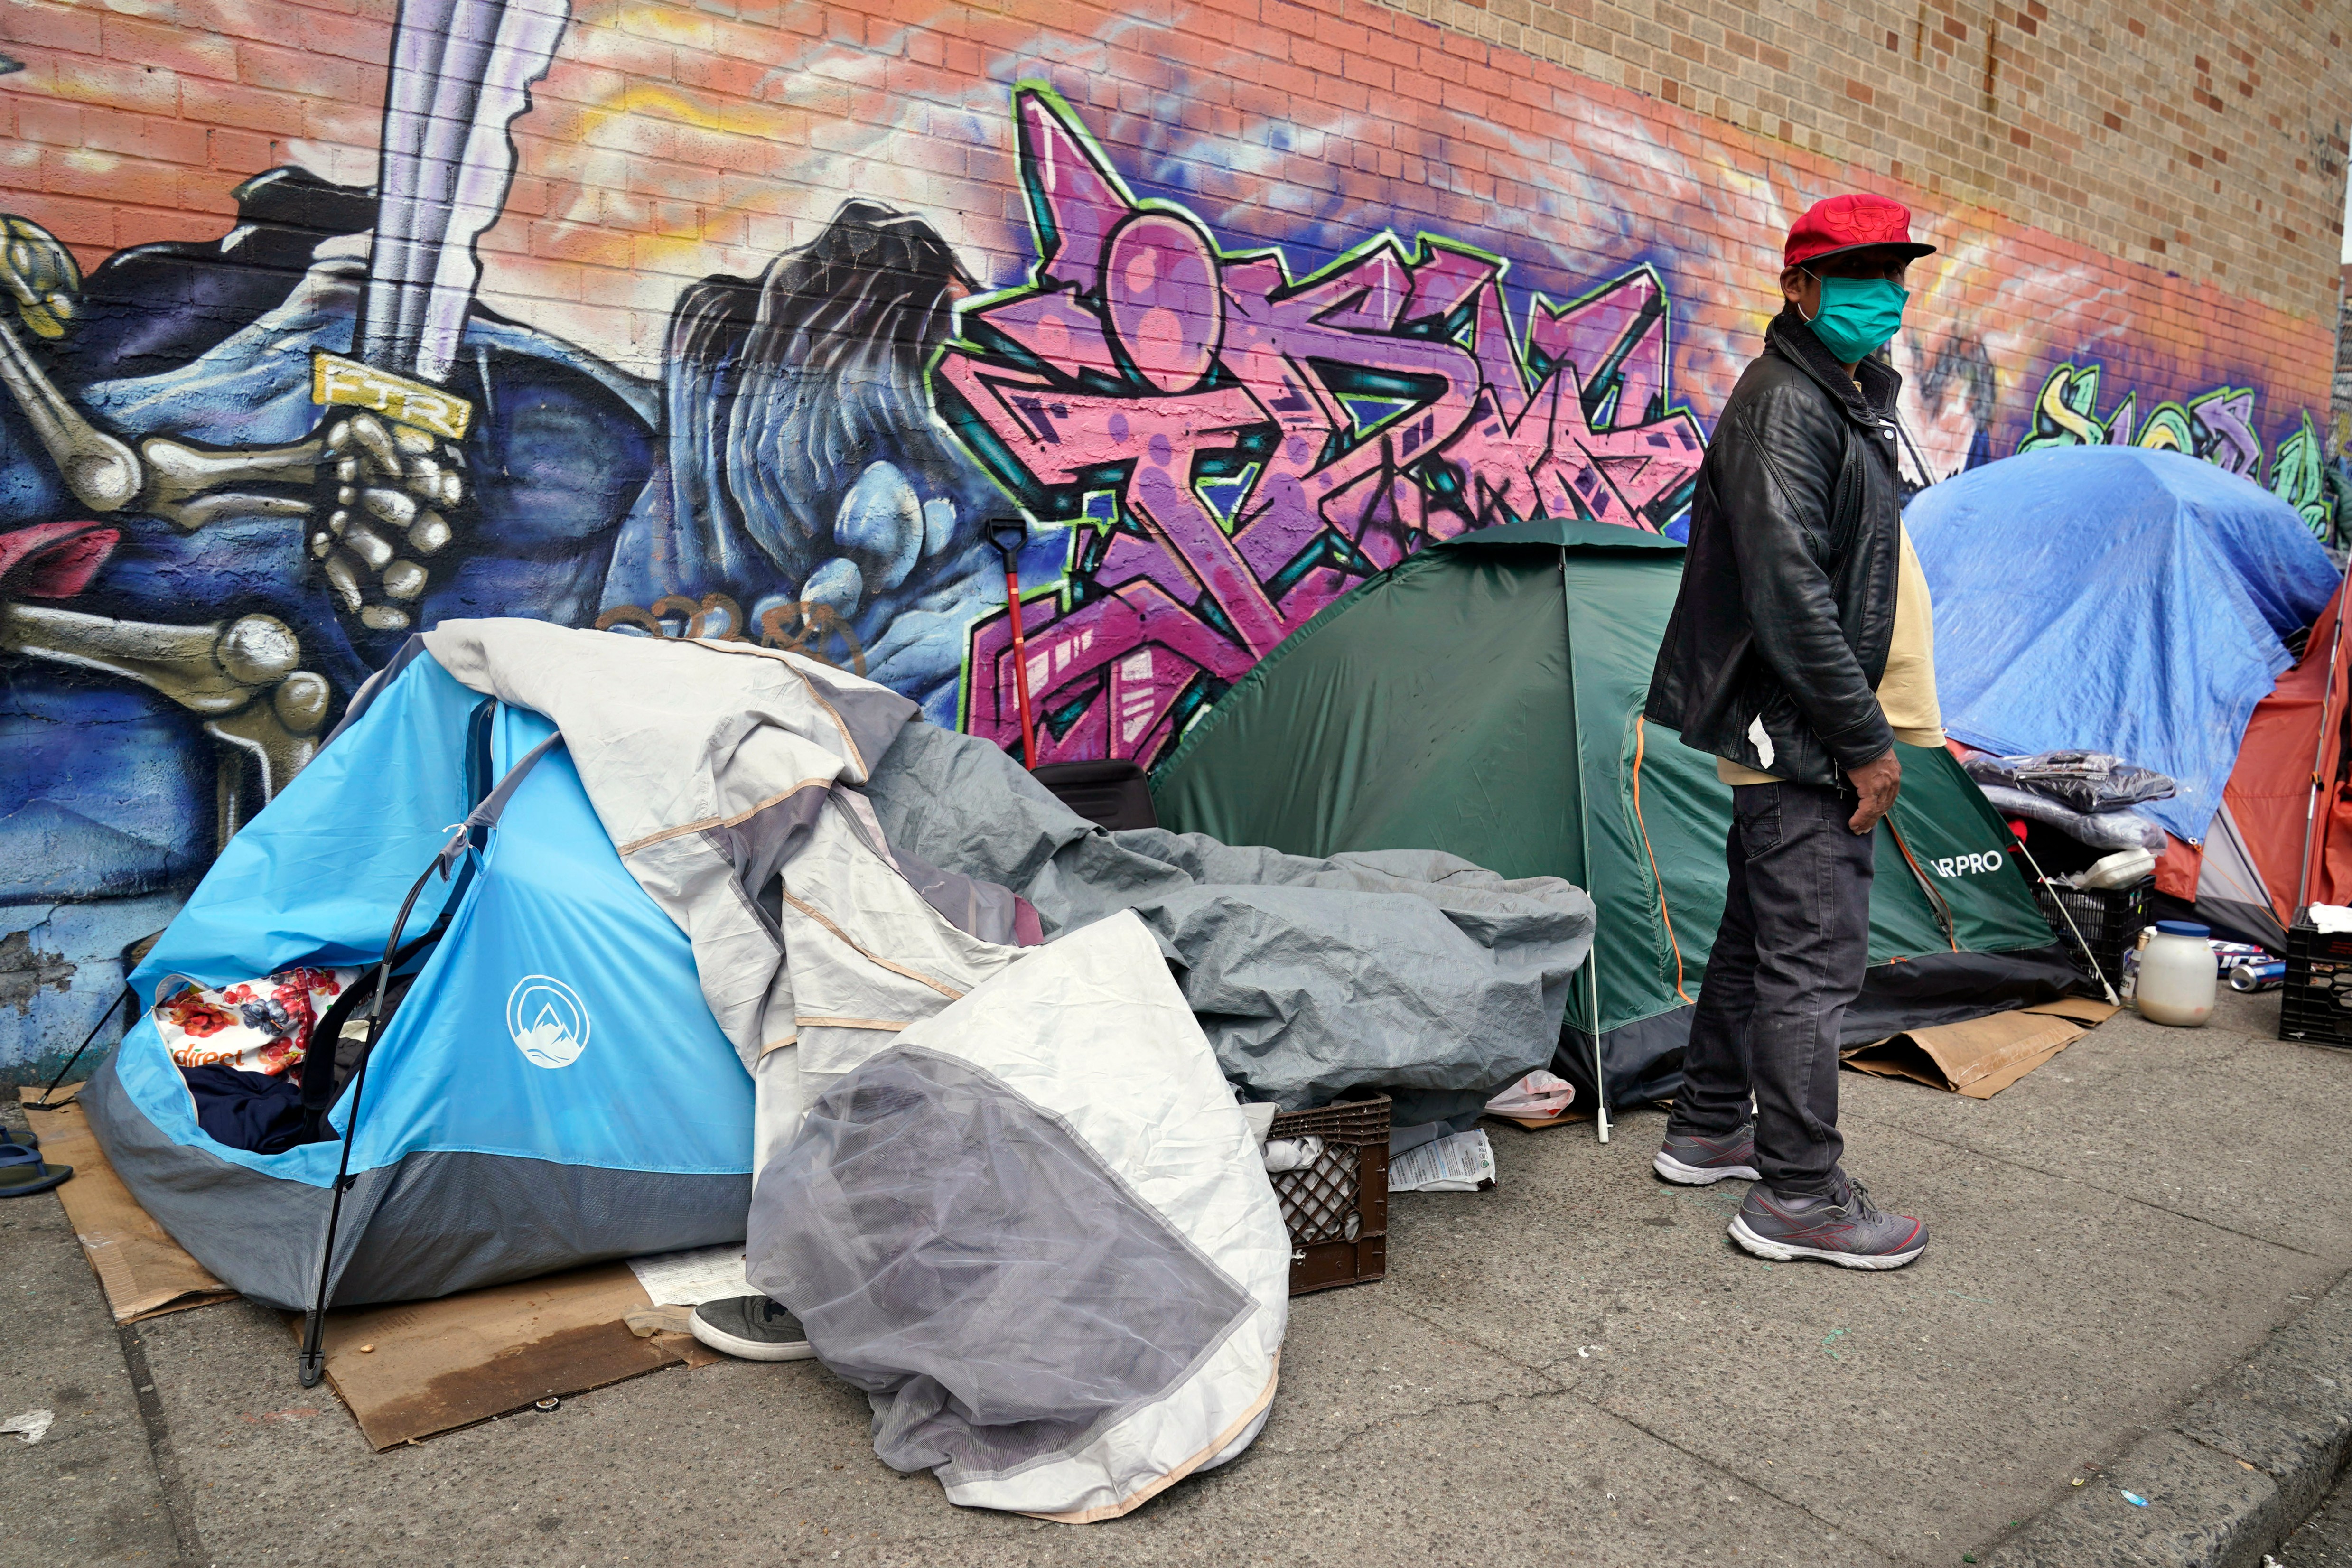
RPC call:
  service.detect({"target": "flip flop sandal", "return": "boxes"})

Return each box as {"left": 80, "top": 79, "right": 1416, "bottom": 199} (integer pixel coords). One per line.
{"left": 0, "top": 1141, "right": 69, "bottom": 1198}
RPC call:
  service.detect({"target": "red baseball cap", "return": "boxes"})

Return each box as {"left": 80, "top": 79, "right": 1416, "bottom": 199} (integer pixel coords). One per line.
{"left": 1784, "top": 194, "right": 1936, "bottom": 269}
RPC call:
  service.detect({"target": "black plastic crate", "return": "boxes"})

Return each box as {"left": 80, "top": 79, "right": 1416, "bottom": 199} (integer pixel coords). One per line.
{"left": 2281, "top": 922, "right": 2352, "bottom": 1047}
{"left": 2031, "top": 878, "right": 2151, "bottom": 992}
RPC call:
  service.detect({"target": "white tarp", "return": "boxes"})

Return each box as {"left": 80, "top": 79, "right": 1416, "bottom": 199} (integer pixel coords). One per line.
{"left": 746, "top": 914, "right": 1289, "bottom": 1519}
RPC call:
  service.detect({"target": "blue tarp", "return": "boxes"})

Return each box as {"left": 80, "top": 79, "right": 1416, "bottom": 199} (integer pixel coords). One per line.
{"left": 1904, "top": 446, "right": 2339, "bottom": 843}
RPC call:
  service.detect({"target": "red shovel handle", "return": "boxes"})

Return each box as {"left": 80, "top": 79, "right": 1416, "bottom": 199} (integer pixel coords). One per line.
{"left": 987, "top": 519, "right": 1039, "bottom": 769}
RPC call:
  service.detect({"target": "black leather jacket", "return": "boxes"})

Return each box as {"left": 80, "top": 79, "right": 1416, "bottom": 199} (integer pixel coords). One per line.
{"left": 1645, "top": 308, "right": 1907, "bottom": 788}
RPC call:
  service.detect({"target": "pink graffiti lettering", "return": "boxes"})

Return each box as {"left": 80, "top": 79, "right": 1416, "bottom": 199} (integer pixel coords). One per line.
{"left": 938, "top": 87, "right": 1706, "bottom": 766}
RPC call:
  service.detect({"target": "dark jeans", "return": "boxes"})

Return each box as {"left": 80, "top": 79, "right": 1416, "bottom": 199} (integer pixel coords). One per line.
{"left": 1669, "top": 779, "right": 1875, "bottom": 1198}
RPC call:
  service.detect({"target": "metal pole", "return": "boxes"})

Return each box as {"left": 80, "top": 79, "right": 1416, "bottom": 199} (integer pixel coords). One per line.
{"left": 30, "top": 987, "right": 130, "bottom": 1111}
{"left": 299, "top": 840, "right": 451, "bottom": 1388}
{"left": 2013, "top": 832, "right": 2122, "bottom": 1007}
{"left": 1559, "top": 550, "right": 1609, "bottom": 1143}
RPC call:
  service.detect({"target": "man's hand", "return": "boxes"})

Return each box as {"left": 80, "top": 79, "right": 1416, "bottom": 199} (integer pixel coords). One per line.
{"left": 1847, "top": 749, "right": 1901, "bottom": 834}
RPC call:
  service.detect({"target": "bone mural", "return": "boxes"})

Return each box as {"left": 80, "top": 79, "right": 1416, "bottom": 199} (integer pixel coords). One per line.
{"left": 936, "top": 89, "right": 1708, "bottom": 768}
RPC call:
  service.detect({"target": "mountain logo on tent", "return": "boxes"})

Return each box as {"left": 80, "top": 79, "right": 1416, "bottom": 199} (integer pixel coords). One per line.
{"left": 505, "top": 975, "right": 591, "bottom": 1069}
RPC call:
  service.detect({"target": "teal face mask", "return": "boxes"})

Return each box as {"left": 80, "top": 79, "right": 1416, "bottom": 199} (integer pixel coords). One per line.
{"left": 1802, "top": 273, "right": 1908, "bottom": 364}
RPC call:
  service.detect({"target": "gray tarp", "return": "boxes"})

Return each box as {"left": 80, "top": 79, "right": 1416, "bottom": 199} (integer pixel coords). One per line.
{"left": 420, "top": 619, "right": 1595, "bottom": 1127}
{"left": 862, "top": 721, "right": 1597, "bottom": 1113}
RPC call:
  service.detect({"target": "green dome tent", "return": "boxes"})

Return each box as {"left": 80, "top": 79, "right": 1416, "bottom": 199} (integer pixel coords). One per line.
{"left": 1150, "top": 518, "right": 2085, "bottom": 1129}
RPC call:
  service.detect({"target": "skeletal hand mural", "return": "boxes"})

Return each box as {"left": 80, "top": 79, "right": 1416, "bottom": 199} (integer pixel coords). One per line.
{"left": 597, "top": 199, "right": 1015, "bottom": 723}
{"left": 0, "top": 215, "right": 340, "bottom": 822}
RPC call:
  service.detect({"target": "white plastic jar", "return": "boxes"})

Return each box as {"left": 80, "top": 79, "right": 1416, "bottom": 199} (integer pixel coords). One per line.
{"left": 2135, "top": 919, "right": 2216, "bottom": 1027}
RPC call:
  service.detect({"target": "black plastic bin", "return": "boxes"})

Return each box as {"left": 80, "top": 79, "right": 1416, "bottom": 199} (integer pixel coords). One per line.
{"left": 1031, "top": 760, "right": 1158, "bottom": 831}
{"left": 1265, "top": 1096, "right": 1390, "bottom": 1296}
{"left": 2031, "top": 877, "right": 2151, "bottom": 991}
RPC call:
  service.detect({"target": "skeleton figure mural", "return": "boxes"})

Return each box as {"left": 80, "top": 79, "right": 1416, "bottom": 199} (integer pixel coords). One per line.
{"left": 0, "top": 0, "right": 1022, "bottom": 1075}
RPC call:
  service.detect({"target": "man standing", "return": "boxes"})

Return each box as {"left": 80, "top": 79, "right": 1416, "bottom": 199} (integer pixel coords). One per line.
{"left": 1643, "top": 194, "right": 1945, "bottom": 1270}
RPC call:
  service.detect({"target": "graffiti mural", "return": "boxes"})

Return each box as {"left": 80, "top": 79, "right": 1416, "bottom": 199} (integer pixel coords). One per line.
{"left": 938, "top": 89, "right": 1706, "bottom": 766}
{"left": 2017, "top": 361, "right": 2335, "bottom": 538}
{"left": 0, "top": 0, "right": 2340, "bottom": 1077}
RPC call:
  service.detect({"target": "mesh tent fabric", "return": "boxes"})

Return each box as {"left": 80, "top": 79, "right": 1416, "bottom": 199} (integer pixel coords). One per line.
{"left": 743, "top": 911, "right": 1288, "bottom": 1519}
{"left": 748, "top": 1047, "right": 1255, "bottom": 1478}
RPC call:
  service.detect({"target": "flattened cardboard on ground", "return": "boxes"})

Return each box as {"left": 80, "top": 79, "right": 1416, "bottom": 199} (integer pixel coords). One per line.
{"left": 18, "top": 1084, "right": 237, "bottom": 1323}
{"left": 289, "top": 1264, "right": 725, "bottom": 1450}
{"left": 1842, "top": 998, "right": 2120, "bottom": 1099}
{"left": 13, "top": 1087, "right": 722, "bottom": 1444}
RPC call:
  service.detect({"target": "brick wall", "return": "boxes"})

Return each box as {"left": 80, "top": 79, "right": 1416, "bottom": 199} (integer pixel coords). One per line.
{"left": 1375, "top": 0, "right": 2352, "bottom": 325}
{"left": 0, "top": 0, "right": 2345, "bottom": 1074}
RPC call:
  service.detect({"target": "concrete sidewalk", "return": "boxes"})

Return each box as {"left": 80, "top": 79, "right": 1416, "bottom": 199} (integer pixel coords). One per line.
{"left": 6, "top": 986, "right": 2349, "bottom": 1568}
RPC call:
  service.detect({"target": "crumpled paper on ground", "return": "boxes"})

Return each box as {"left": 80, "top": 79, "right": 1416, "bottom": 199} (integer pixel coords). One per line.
{"left": 3, "top": 1409, "right": 54, "bottom": 1444}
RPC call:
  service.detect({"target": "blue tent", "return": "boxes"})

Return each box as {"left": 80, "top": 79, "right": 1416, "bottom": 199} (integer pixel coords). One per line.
{"left": 84, "top": 650, "right": 754, "bottom": 1315}
{"left": 1904, "top": 446, "right": 2340, "bottom": 843}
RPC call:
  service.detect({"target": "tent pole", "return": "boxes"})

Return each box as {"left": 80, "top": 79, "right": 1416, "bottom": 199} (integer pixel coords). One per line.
{"left": 1559, "top": 550, "right": 1609, "bottom": 1143}
{"left": 2012, "top": 833, "right": 2122, "bottom": 1006}
{"left": 2294, "top": 585, "right": 2349, "bottom": 915}
{"left": 298, "top": 841, "right": 452, "bottom": 1388}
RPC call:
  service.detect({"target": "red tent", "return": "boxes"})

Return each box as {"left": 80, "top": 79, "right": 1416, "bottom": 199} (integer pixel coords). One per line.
{"left": 2156, "top": 584, "right": 2352, "bottom": 951}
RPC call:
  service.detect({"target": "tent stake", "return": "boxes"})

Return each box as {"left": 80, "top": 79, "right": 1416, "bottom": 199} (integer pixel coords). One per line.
{"left": 1587, "top": 957, "right": 1608, "bottom": 1143}
{"left": 2294, "top": 586, "right": 2349, "bottom": 914}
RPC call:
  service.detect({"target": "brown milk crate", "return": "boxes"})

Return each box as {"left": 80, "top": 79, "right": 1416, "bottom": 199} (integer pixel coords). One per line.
{"left": 1265, "top": 1095, "right": 1389, "bottom": 1296}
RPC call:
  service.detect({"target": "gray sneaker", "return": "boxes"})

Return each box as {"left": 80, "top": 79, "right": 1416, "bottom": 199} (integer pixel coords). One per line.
{"left": 1727, "top": 1171, "right": 1927, "bottom": 1269}
{"left": 690, "top": 1295, "right": 816, "bottom": 1361}
{"left": 1653, "top": 1122, "right": 1761, "bottom": 1185}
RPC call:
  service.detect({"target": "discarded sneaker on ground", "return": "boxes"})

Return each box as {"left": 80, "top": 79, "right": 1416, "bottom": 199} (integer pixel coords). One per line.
{"left": 690, "top": 1295, "right": 815, "bottom": 1361}
{"left": 1652, "top": 1123, "right": 1761, "bottom": 1185}
{"left": 1727, "top": 1172, "right": 1927, "bottom": 1269}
